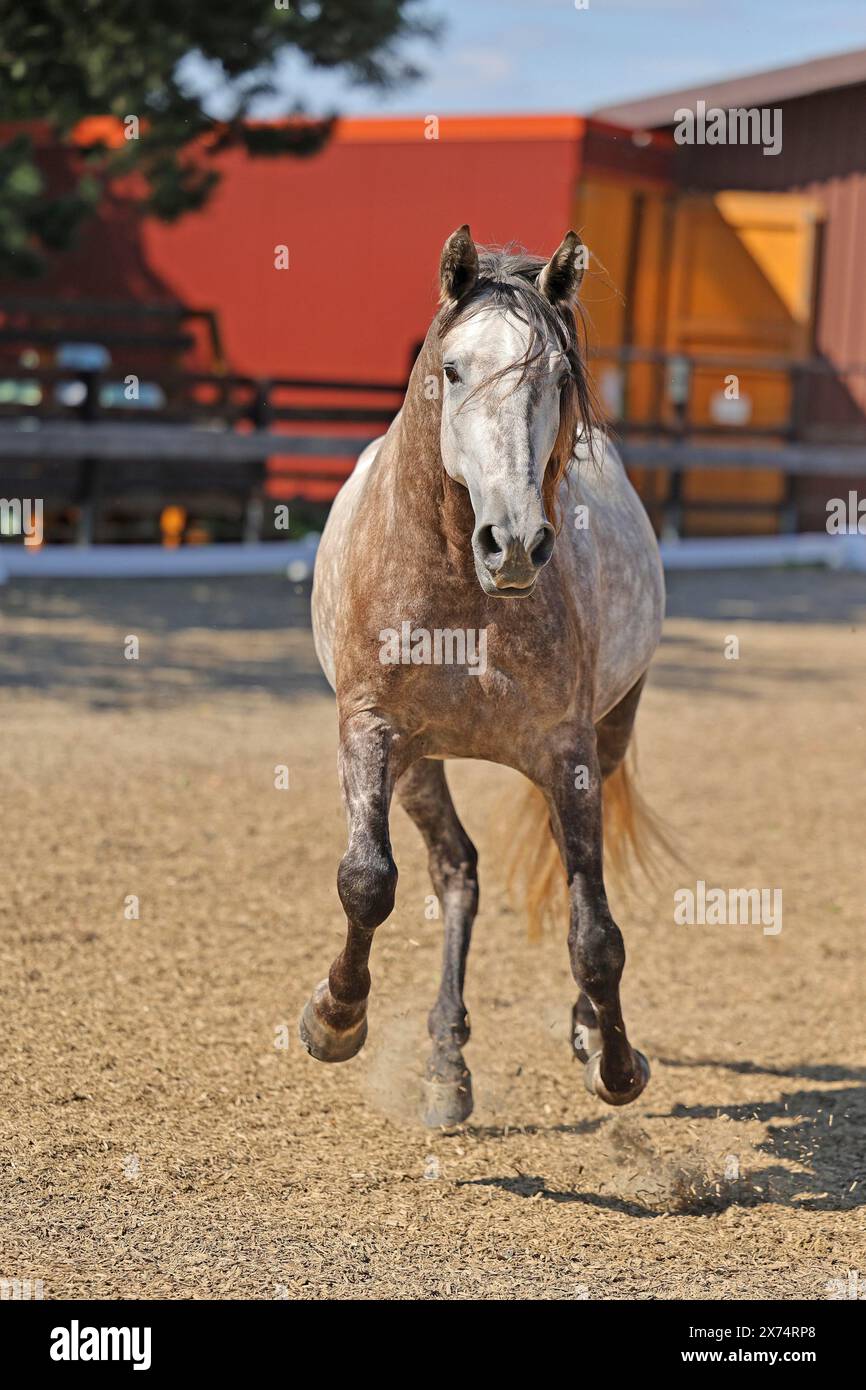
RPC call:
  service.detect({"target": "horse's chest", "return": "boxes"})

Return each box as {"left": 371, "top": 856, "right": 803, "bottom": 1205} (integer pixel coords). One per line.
{"left": 372, "top": 620, "right": 580, "bottom": 748}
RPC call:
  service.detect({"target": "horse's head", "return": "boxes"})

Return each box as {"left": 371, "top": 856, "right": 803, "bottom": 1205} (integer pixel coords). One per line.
{"left": 436, "top": 225, "right": 593, "bottom": 598}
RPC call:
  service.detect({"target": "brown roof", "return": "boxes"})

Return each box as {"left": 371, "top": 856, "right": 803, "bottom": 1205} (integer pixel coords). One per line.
{"left": 593, "top": 46, "right": 866, "bottom": 129}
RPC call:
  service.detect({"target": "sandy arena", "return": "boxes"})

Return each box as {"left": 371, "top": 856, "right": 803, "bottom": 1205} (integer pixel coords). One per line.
{"left": 0, "top": 568, "right": 864, "bottom": 1300}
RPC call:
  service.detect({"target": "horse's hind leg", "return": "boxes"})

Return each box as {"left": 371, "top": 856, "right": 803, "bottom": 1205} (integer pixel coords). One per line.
{"left": 299, "top": 712, "right": 402, "bottom": 1063}
{"left": 397, "top": 760, "right": 478, "bottom": 1127}
{"left": 572, "top": 677, "right": 645, "bottom": 1068}
{"left": 545, "top": 718, "right": 649, "bottom": 1107}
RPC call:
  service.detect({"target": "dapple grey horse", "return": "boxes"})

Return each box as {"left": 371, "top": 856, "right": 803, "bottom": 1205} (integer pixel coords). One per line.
{"left": 301, "top": 226, "right": 664, "bottom": 1126}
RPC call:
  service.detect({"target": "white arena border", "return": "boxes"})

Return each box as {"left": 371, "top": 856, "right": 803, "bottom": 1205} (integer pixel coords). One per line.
{"left": 0, "top": 534, "right": 319, "bottom": 582}
{"left": 1, "top": 531, "right": 865, "bottom": 582}
{"left": 659, "top": 531, "right": 866, "bottom": 571}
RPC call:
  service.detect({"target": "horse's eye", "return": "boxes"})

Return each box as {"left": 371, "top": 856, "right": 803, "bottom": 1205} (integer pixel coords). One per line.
{"left": 444, "top": 364, "right": 461, "bottom": 384}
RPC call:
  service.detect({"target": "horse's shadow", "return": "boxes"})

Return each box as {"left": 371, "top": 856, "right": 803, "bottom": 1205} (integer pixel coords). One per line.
{"left": 461, "top": 1058, "right": 866, "bottom": 1215}
{"left": 466, "top": 1117, "right": 606, "bottom": 1140}
{"left": 457, "top": 1173, "right": 657, "bottom": 1217}
{"left": 647, "top": 1057, "right": 866, "bottom": 1212}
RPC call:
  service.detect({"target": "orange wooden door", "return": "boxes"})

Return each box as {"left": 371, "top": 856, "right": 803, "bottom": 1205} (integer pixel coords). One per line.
{"left": 666, "top": 192, "right": 823, "bottom": 533}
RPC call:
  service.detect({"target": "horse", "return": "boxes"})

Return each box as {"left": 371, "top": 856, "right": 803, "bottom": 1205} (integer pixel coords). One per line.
{"left": 301, "top": 225, "right": 665, "bottom": 1127}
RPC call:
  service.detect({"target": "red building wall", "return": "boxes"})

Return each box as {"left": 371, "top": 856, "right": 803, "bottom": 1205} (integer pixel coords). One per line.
{"left": 139, "top": 117, "right": 586, "bottom": 381}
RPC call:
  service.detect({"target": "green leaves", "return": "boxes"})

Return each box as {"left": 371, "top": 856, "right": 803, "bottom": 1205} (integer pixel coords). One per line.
{"left": 0, "top": 0, "right": 435, "bottom": 276}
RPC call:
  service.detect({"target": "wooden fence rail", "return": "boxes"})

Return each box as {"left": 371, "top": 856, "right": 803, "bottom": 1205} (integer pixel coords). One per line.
{"left": 1, "top": 354, "right": 866, "bottom": 541}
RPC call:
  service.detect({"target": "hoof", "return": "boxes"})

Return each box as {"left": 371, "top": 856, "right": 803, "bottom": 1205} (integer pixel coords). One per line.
{"left": 572, "top": 1020, "right": 602, "bottom": 1065}
{"left": 584, "top": 1049, "right": 650, "bottom": 1107}
{"left": 422, "top": 1074, "right": 474, "bottom": 1127}
{"left": 298, "top": 980, "right": 368, "bottom": 1063}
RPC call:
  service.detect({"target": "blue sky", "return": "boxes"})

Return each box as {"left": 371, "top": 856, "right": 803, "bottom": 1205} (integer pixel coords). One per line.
{"left": 239, "top": 0, "right": 866, "bottom": 118}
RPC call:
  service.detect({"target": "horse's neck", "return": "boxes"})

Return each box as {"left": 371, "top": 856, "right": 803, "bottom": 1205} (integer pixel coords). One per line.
{"left": 383, "top": 332, "right": 476, "bottom": 572}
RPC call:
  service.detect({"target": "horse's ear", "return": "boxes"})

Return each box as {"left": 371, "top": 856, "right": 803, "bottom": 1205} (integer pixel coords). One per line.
{"left": 538, "top": 231, "right": 586, "bottom": 307}
{"left": 439, "top": 224, "right": 479, "bottom": 305}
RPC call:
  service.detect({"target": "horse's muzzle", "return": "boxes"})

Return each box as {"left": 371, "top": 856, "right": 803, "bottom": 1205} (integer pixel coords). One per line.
{"left": 473, "top": 521, "right": 555, "bottom": 596}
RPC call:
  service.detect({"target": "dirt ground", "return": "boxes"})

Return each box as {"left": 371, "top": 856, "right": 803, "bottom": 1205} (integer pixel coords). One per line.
{"left": 0, "top": 567, "right": 864, "bottom": 1300}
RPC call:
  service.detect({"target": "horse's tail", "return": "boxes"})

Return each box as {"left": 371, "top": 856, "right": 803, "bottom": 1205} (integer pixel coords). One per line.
{"left": 506, "top": 748, "right": 669, "bottom": 940}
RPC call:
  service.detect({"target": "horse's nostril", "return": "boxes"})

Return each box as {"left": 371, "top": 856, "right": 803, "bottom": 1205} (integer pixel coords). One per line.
{"left": 530, "top": 525, "right": 555, "bottom": 568}
{"left": 476, "top": 524, "right": 502, "bottom": 562}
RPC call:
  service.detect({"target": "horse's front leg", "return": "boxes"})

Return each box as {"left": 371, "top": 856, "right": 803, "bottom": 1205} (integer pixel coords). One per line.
{"left": 299, "top": 712, "right": 404, "bottom": 1063}
{"left": 397, "top": 760, "right": 478, "bottom": 1127}
{"left": 545, "top": 732, "right": 650, "bottom": 1106}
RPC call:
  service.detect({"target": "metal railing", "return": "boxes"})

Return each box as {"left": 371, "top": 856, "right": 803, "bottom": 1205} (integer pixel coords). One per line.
{"left": 2, "top": 351, "right": 866, "bottom": 541}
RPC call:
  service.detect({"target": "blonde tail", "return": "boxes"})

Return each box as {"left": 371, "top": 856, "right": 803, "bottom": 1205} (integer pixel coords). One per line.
{"left": 505, "top": 747, "right": 671, "bottom": 939}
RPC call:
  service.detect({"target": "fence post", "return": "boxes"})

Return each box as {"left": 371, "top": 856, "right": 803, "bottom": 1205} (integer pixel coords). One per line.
{"left": 75, "top": 370, "right": 102, "bottom": 546}
{"left": 243, "top": 380, "right": 272, "bottom": 543}
{"left": 780, "top": 363, "right": 804, "bottom": 533}
{"left": 662, "top": 355, "right": 690, "bottom": 539}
